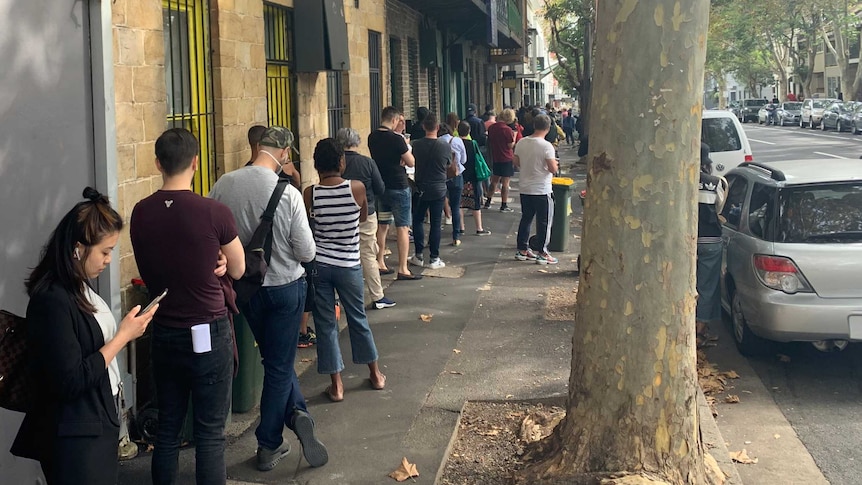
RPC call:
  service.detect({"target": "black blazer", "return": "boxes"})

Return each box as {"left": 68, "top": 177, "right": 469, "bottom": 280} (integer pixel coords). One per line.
{"left": 11, "top": 282, "right": 119, "bottom": 465}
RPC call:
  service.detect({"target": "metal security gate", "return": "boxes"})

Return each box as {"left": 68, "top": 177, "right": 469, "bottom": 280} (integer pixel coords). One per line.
{"left": 163, "top": 0, "right": 217, "bottom": 194}
{"left": 389, "top": 36, "right": 402, "bottom": 110}
{"left": 264, "top": 3, "right": 297, "bottom": 133}
{"left": 369, "top": 30, "right": 382, "bottom": 129}
{"left": 327, "top": 71, "right": 345, "bottom": 136}
{"left": 407, "top": 38, "right": 420, "bottom": 117}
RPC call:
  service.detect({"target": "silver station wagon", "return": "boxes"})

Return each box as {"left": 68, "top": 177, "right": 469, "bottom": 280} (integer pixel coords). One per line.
{"left": 719, "top": 160, "right": 862, "bottom": 354}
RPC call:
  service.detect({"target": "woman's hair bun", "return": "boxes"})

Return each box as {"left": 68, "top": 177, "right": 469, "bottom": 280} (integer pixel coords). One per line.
{"left": 82, "top": 187, "right": 108, "bottom": 204}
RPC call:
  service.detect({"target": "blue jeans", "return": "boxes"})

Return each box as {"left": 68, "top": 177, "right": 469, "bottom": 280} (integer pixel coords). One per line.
{"left": 412, "top": 196, "right": 445, "bottom": 259}
{"left": 696, "top": 242, "right": 723, "bottom": 322}
{"left": 151, "top": 318, "right": 233, "bottom": 485}
{"left": 312, "top": 262, "right": 379, "bottom": 374}
{"left": 380, "top": 188, "right": 412, "bottom": 227}
{"left": 239, "top": 280, "right": 308, "bottom": 450}
{"left": 447, "top": 175, "right": 463, "bottom": 241}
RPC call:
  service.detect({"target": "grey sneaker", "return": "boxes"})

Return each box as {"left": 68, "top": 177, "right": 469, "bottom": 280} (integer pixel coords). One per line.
{"left": 293, "top": 410, "right": 329, "bottom": 467}
{"left": 256, "top": 441, "right": 291, "bottom": 471}
{"left": 408, "top": 255, "right": 425, "bottom": 267}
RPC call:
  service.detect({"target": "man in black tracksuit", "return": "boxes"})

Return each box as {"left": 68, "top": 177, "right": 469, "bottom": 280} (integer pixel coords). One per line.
{"left": 465, "top": 103, "right": 486, "bottom": 147}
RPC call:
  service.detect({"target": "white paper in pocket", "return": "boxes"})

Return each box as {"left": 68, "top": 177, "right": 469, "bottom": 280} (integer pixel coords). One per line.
{"left": 191, "top": 323, "right": 212, "bottom": 353}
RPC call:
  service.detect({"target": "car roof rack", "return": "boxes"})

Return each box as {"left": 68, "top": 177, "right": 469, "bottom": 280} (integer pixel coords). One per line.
{"left": 738, "top": 162, "right": 786, "bottom": 181}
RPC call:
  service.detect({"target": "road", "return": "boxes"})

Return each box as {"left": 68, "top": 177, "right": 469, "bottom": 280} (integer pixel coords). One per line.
{"left": 715, "top": 122, "right": 862, "bottom": 485}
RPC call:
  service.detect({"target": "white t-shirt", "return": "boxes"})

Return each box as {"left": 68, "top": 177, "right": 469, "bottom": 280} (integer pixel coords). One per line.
{"left": 515, "top": 136, "right": 556, "bottom": 195}
{"left": 85, "top": 286, "right": 121, "bottom": 396}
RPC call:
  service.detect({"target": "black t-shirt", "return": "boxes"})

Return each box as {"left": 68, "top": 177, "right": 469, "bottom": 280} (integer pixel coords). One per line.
{"left": 130, "top": 190, "right": 238, "bottom": 328}
{"left": 368, "top": 129, "right": 410, "bottom": 190}
{"left": 412, "top": 137, "right": 451, "bottom": 201}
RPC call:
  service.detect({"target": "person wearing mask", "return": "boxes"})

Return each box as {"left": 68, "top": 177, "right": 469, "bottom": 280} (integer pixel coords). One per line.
{"left": 11, "top": 188, "right": 157, "bottom": 485}
{"left": 485, "top": 108, "right": 518, "bottom": 212}
{"left": 208, "top": 126, "right": 328, "bottom": 472}
{"left": 368, "top": 106, "right": 421, "bottom": 281}
{"left": 304, "top": 139, "right": 386, "bottom": 402}
{"left": 245, "top": 125, "right": 300, "bottom": 189}
{"left": 335, "top": 127, "right": 396, "bottom": 309}
{"left": 696, "top": 143, "right": 724, "bottom": 346}
{"left": 131, "top": 128, "right": 248, "bottom": 483}
{"left": 409, "top": 112, "right": 451, "bottom": 269}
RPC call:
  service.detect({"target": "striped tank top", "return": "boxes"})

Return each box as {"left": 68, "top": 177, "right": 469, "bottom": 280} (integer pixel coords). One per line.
{"left": 311, "top": 180, "right": 361, "bottom": 267}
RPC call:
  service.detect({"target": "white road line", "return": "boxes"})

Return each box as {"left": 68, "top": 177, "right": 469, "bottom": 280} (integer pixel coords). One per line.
{"left": 812, "top": 151, "right": 848, "bottom": 159}
{"left": 747, "top": 138, "right": 776, "bottom": 145}
{"left": 746, "top": 126, "right": 862, "bottom": 143}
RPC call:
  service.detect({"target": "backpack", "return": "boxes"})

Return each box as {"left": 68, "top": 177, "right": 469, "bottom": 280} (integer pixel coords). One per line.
{"left": 0, "top": 309, "right": 32, "bottom": 412}
{"left": 233, "top": 179, "right": 289, "bottom": 306}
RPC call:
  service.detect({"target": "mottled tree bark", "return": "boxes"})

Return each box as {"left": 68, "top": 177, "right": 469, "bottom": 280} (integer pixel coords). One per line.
{"left": 521, "top": 1, "right": 714, "bottom": 483}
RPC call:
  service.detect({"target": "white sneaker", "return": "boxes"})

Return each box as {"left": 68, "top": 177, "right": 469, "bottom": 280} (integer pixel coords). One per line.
{"left": 408, "top": 255, "right": 425, "bottom": 267}
{"left": 444, "top": 216, "right": 453, "bottom": 225}
{"left": 427, "top": 258, "right": 446, "bottom": 269}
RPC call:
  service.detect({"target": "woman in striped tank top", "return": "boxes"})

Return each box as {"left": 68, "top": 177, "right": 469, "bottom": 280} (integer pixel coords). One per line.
{"left": 303, "top": 139, "right": 386, "bottom": 402}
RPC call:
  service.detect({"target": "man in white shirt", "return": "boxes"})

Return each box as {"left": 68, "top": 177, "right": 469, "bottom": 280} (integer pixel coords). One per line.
{"left": 513, "top": 114, "right": 559, "bottom": 264}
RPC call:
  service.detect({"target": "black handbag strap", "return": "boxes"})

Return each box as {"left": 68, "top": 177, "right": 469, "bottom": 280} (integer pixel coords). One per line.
{"left": 261, "top": 179, "right": 289, "bottom": 264}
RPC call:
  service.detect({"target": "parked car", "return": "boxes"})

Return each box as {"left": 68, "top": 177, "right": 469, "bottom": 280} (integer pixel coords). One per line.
{"left": 775, "top": 101, "right": 802, "bottom": 126}
{"left": 720, "top": 160, "right": 862, "bottom": 355}
{"left": 757, "top": 104, "right": 779, "bottom": 125}
{"left": 851, "top": 103, "right": 862, "bottom": 134}
{"left": 702, "top": 110, "right": 754, "bottom": 176}
{"left": 741, "top": 98, "right": 768, "bottom": 123}
{"left": 800, "top": 98, "right": 837, "bottom": 128}
{"left": 820, "top": 101, "right": 859, "bottom": 131}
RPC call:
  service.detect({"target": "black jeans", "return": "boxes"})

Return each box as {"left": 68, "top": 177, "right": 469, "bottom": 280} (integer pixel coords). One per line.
{"left": 151, "top": 317, "right": 233, "bottom": 485}
{"left": 412, "top": 195, "right": 445, "bottom": 259}
{"left": 517, "top": 193, "right": 554, "bottom": 253}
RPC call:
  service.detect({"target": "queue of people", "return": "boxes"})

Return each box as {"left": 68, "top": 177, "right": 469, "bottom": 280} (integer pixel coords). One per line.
{"left": 10, "top": 101, "right": 567, "bottom": 484}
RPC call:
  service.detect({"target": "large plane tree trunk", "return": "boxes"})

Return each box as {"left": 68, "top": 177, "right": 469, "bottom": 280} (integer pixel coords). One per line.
{"left": 519, "top": 1, "right": 716, "bottom": 483}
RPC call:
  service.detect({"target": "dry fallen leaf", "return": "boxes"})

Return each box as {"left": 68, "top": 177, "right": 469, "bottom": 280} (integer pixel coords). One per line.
{"left": 538, "top": 269, "right": 549, "bottom": 273}
{"left": 452, "top": 349, "right": 461, "bottom": 354}
{"left": 774, "top": 434, "right": 781, "bottom": 439}
{"left": 721, "top": 370, "right": 740, "bottom": 379}
{"left": 388, "top": 457, "right": 419, "bottom": 482}
{"left": 419, "top": 314, "right": 433, "bottom": 322}
{"left": 480, "top": 429, "right": 500, "bottom": 436}
{"left": 724, "top": 394, "right": 740, "bottom": 404}
{"left": 703, "top": 452, "right": 727, "bottom": 484}
{"left": 300, "top": 358, "right": 313, "bottom": 363}
{"left": 448, "top": 370, "right": 463, "bottom": 375}
{"left": 777, "top": 354, "right": 791, "bottom": 363}
{"left": 729, "top": 449, "right": 758, "bottom": 464}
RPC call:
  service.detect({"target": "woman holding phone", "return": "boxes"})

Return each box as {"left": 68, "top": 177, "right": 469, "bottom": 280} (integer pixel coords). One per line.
{"left": 11, "top": 187, "right": 157, "bottom": 485}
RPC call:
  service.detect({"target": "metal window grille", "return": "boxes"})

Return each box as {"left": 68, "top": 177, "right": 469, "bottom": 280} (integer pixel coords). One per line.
{"left": 327, "top": 71, "right": 345, "bottom": 136}
{"left": 407, "top": 38, "right": 419, "bottom": 116}
{"left": 389, "top": 36, "right": 402, "bottom": 109}
{"left": 163, "top": 0, "right": 216, "bottom": 194}
{"left": 264, "top": 3, "right": 297, "bottom": 136}
{"left": 369, "top": 30, "right": 382, "bottom": 129}
{"left": 428, "top": 67, "right": 439, "bottom": 116}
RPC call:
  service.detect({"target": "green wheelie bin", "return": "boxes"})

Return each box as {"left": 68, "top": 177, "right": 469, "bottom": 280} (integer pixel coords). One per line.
{"left": 232, "top": 312, "right": 264, "bottom": 413}
{"left": 548, "top": 177, "right": 574, "bottom": 252}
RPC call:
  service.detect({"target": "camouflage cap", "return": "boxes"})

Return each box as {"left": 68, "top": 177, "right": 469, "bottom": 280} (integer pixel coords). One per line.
{"left": 259, "top": 126, "right": 294, "bottom": 149}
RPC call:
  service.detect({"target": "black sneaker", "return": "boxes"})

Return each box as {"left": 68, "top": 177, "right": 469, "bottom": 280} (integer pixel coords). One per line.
{"left": 292, "top": 410, "right": 328, "bottom": 467}
{"left": 475, "top": 229, "right": 491, "bottom": 236}
{"left": 483, "top": 197, "right": 492, "bottom": 209}
{"left": 500, "top": 206, "right": 514, "bottom": 213}
{"left": 298, "top": 328, "right": 317, "bottom": 348}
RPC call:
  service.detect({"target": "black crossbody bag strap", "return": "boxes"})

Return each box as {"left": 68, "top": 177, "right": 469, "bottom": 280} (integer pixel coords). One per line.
{"left": 261, "top": 179, "right": 289, "bottom": 265}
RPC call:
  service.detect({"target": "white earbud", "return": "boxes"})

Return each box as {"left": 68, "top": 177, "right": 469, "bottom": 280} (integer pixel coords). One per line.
{"left": 74, "top": 247, "right": 81, "bottom": 260}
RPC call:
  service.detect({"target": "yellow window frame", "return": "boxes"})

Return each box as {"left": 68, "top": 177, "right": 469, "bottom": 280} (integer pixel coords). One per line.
{"left": 163, "top": 0, "right": 215, "bottom": 195}
{"left": 264, "top": 4, "right": 296, "bottom": 135}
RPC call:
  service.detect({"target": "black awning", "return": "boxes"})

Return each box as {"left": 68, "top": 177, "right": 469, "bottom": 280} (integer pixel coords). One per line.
{"left": 294, "top": 0, "right": 351, "bottom": 72}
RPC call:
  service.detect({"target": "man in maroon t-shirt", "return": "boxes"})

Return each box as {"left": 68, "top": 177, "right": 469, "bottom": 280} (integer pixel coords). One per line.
{"left": 485, "top": 107, "right": 518, "bottom": 212}
{"left": 131, "top": 128, "right": 245, "bottom": 484}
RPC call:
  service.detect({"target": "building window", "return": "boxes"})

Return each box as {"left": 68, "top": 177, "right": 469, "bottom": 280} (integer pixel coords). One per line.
{"left": 264, "top": 3, "right": 297, "bottom": 136}
{"left": 327, "top": 71, "right": 345, "bottom": 136}
{"left": 827, "top": 76, "right": 840, "bottom": 97}
{"left": 163, "top": 0, "right": 216, "bottom": 194}
{"left": 407, "top": 38, "right": 419, "bottom": 117}
{"left": 369, "top": 30, "right": 382, "bottom": 129}
{"left": 389, "top": 37, "right": 402, "bottom": 109}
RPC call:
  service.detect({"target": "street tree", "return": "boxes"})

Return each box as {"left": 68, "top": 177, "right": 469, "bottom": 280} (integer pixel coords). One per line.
{"left": 519, "top": 1, "right": 720, "bottom": 483}
{"left": 820, "top": 0, "right": 862, "bottom": 99}
{"left": 542, "top": 0, "right": 595, "bottom": 139}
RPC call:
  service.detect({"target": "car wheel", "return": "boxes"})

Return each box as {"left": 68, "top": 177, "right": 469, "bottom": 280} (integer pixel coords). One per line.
{"left": 800, "top": 119, "right": 804, "bottom": 128}
{"left": 731, "top": 291, "right": 769, "bottom": 356}
{"left": 838, "top": 120, "right": 842, "bottom": 132}
{"left": 821, "top": 119, "right": 827, "bottom": 130}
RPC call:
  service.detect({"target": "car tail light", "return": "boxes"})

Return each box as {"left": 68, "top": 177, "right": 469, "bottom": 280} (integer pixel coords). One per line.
{"left": 753, "top": 255, "right": 812, "bottom": 294}
{"left": 744, "top": 154, "right": 754, "bottom": 162}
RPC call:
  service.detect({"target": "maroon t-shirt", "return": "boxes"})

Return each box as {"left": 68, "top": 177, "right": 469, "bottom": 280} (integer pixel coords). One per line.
{"left": 487, "top": 121, "right": 515, "bottom": 163}
{"left": 130, "top": 190, "right": 238, "bottom": 328}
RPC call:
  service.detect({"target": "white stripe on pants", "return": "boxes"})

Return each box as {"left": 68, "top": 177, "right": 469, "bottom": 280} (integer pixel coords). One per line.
{"left": 359, "top": 212, "right": 384, "bottom": 301}
{"left": 517, "top": 193, "right": 554, "bottom": 253}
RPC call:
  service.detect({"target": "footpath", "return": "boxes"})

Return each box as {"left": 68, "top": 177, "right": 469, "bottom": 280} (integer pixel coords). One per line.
{"left": 116, "top": 143, "right": 824, "bottom": 485}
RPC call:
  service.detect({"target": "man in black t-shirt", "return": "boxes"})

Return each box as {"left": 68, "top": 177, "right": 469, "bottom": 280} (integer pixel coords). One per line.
{"left": 408, "top": 112, "right": 451, "bottom": 271}
{"left": 368, "top": 106, "right": 420, "bottom": 280}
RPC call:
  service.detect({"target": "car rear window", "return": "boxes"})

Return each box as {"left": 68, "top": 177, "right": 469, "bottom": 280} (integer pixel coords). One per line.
{"left": 812, "top": 100, "right": 829, "bottom": 109}
{"left": 744, "top": 99, "right": 768, "bottom": 107}
{"left": 778, "top": 183, "right": 862, "bottom": 243}
{"left": 702, "top": 118, "right": 742, "bottom": 153}
{"left": 783, "top": 102, "right": 802, "bottom": 110}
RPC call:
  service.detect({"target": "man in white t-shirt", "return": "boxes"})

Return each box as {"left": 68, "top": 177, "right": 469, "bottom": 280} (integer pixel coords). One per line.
{"left": 513, "top": 114, "right": 559, "bottom": 264}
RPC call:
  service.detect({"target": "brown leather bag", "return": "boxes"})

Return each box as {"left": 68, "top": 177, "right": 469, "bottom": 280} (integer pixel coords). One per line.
{"left": 0, "top": 310, "right": 32, "bottom": 412}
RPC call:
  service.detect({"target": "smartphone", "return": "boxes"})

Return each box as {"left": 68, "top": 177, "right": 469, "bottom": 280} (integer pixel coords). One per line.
{"left": 138, "top": 289, "right": 168, "bottom": 316}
